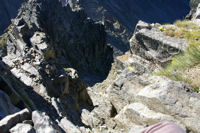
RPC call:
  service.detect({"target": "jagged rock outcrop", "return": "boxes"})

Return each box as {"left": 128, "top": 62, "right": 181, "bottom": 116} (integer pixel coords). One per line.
{"left": 188, "top": 0, "right": 200, "bottom": 18}
{"left": 0, "top": 60, "right": 35, "bottom": 111}
{"left": 0, "top": 0, "right": 199, "bottom": 133}
{"left": 0, "top": 0, "right": 114, "bottom": 132}
{"left": 79, "top": 21, "right": 200, "bottom": 133}
{"left": 130, "top": 21, "right": 188, "bottom": 65}
{"left": 32, "top": 110, "right": 63, "bottom": 133}
{"left": 0, "top": 108, "right": 30, "bottom": 133}
{"left": 0, "top": 0, "right": 191, "bottom": 54}
{"left": 64, "top": 0, "right": 190, "bottom": 54}
{"left": 1, "top": 0, "right": 112, "bottom": 108}
{"left": 0, "top": 0, "right": 25, "bottom": 34}
{"left": 188, "top": 0, "right": 200, "bottom": 26}
{"left": 10, "top": 123, "right": 35, "bottom": 133}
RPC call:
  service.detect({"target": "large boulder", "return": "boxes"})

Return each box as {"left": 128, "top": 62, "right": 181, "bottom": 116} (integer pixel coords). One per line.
{"left": 10, "top": 123, "right": 35, "bottom": 133}
{"left": 32, "top": 110, "right": 63, "bottom": 133}
{"left": 129, "top": 21, "right": 188, "bottom": 65}
{"left": 0, "top": 108, "right": 30, "bottom": 133}
{"left": 188, "top": 0, "right": 200, "bottom": 18}
{"left": 0, "top": 0, "right": 110, "bottom": 126}
{"left": 59, "top": 117, "right": 81, "bottom": 133}
{"left": 107, "top": 68, "right": 200, "bottom": 132}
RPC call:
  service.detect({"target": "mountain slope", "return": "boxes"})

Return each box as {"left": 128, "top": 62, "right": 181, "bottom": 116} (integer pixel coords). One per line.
{"left": 77, "top": 0, "right": 190, "bottom": 53}
{"left": 0, "top": 0, "right": 25, "bottom": 34}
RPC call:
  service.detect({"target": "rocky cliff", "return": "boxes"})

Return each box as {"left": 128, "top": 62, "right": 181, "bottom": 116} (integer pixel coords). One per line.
{"left": 0, "top": 0, "right": 190, "bottom": 54}
{"left": 0, "top": 0, "right": 25, "bottom": 34}
{"left": 0, "top": 0, "right": 113, "bottom": 132}
{"left": 76, "top": 0, "right": 190, "bottom": 54}
{"left": 188, "top": 0, "right": 200, "bottom": 18}
{"left": 0, "top": 0, "right": 200, "bottom": 133}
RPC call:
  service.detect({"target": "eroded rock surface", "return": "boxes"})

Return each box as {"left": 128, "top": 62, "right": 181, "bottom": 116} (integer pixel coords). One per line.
{"left": 10, "top": 123, "right": 35, "bottom": 133}
{"left": 0, "top": 109, "right": 30, "bottom": 133}
{"left": 61, "top": 0, "right": 190, "bottom": 54}
{"left": 79, "top": 21, "right": 200, "bottom": 133}
{"left": 0, "top": 0, "right": 199, "bottom": 133}
{"left": 130, "top": 21, "right": 188, "bottom": 65}
{"left": 32, "top": 110, "right": 63, "bottom": 133}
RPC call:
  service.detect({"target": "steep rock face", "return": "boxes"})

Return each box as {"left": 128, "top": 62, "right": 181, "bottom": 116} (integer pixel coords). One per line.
{"left": 40, "top": 0, "right": 113, "bottom": 75}
{"left": 10, "top": 123, "right": 35, "bottom": 133}
{"left": 188, "top": 0, "right": 200, "bottom": 26}
{"left": 0, "top": 0, "right": 199, "bottom": 133}
{"left": 0, "top": 0, "right": 190, "bottom": 54}
{"left": 0, "top": 109, "right": 30, "bottom": 133}
{"left": 0, "top": 0, "right": 113, "bottom": 131}
{"left": 0, "top": 60, "right": 34, "bottom": 111}
{"left": 188, "top": 0, "right": 200, "bottom": 18}
{"left": 32, "top": 111, "right": 63, "bottom": 133}
{"left": 1, "top": 0, "right": 113, "bottom": 96}
{"left": 0, "top": 0, "right": 25, "bottom": 34}
{"left": 66, "top": 0, "right": 190, "bottom": 54}
{"left": 130, "top": 21, "right": 188, "bottom": 65}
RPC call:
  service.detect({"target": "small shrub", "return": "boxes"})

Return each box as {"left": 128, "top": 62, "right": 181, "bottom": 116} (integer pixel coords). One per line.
{"left": 159, "top": 26, "right": 164, "bottom": 32}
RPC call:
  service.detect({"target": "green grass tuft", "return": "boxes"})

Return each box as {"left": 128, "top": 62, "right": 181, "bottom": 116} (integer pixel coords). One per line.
{"left": 157, "top": 20, "right": 200, "bottom": 92}
{"left": 174, "top": 20, "right": 199, "bottom": 30}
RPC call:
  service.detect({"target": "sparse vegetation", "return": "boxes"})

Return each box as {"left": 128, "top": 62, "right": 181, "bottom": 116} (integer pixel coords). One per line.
{"left": 164, "top": 26, "right": 176, "bottom": 37}
{"left": 159, "top": 26, "right": 164, "bottom": 32}
{"left": 157, "top": 20, "right": 200, "bottom": 92}
{"left": 175, "top": 20, "right": 199, "bottom": 30}
{"left": 44, "top": 49, "right": 55, "bottom": 60}
{"left": 0, "top": 33, "right": 8, "bottom": 47}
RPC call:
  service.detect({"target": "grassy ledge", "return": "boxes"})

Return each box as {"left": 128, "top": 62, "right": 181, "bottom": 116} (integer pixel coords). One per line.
{"left": 156, "top": 20, "right": 200, "bottom": 92}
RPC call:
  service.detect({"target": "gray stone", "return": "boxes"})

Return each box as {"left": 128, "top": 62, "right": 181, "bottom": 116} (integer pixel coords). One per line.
{"left": 59, "top": 117, "right": 81, "bottom": 133}
{"left": 30, "top": 32, "right": 48, "bottom": 52}
{"left": 32, "top": 110, "right": 62, "bottom": 133}
{"left": 21, "top": 63, "right": 39, "bottom": 76}
{"left": 20, "top": 73, "right": 34, "bottom": 86}
{"left": 128, "top": 125, "right": 146, "bottom": 133}
{"left": 107, "top": 67, "right": 200, "bottom": 132}
{"left": 188, "top": 0, "right": 200, "bottom": 18}
{"left": 78, "top": 0, "right": 189, "bottom": 54}
{"left": 115, "top": 102, "right": 176, "bottom": 128}
{"left": 130, "top": 21, "right": 188, "bottom": 64}
{"left": 10, "top": 123, "right": 35, "bottom": 133}
{"left": 81, "top": 109, "right": 102, "bottom": 128}
{"left": 81, "top": 102, "right": 114, "bottom": 128}
{"left": 107, "top": 69, "right": 151, "bottom": 112}
{"left": 0, "top": 108, "right": 30, "bottom": 133}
